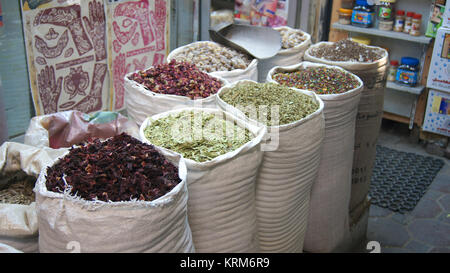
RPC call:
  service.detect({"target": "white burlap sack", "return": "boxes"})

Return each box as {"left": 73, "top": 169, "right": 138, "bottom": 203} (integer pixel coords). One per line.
{"left": 140, "top": 107, "right": 266, "bottom": 253}
{"left": 267, "top": 62, "right": 364, "bottom": 252}
{"left": 304, "top": 42, "right": 388, "bottom": 212}
{"left": 217, "top": 81, "right": 325, "bottom": 253}
{"left": 0, "top": 142, "right": 67, "bottom": 253}
{"left": 258, "top": 27, "right": 311, "bottom": 82}
{"left": 167, "top": 41, "right": 258, "bottom": 83}
{"left": 24, "top": 110, "right": 140, "bottom": 148}
{"left": 124, "top": 69, "right": 228, "bottom": 126}
{"left": 35, "top": 152, "right": 195, "bottom": 253}
{"left": 0, "top": 243, "right": 23, "bottom": 253}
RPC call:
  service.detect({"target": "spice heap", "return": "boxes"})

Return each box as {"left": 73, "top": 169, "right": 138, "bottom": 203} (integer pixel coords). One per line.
{"left": 144, "top": 111, "right": 252, "bottom": 163}
{"left": 272, "top": 67, "right": 361, "bottom": 94}
{"left": 220, "top": 82, "right": 319, "bottom": 126}
{"left": 45, "top": 133, "right": 181, "bottom": 202}
{"left": 278, "top": 28, "right": 307, "bottom": 49}
{"left": 308, "top": 39, "right": 384, "bottom": 62}
{"left": 170, "top": 42, "right": 252, "bottom": 73}
{"left": 0, "top": 171, "right": 36, "bottom": 205}
{"left": 128, "top": 60, "right": 222, "bottom": 99}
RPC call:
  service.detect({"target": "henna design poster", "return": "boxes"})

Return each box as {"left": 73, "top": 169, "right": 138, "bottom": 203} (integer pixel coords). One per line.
{"left": 106, "top": 0, "right": 170, "bottom": 111}
{"left": 22, "top": 0, "right": 109, "bottom": 115}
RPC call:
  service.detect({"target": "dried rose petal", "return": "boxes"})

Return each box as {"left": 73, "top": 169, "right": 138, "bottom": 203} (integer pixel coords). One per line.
{"left": 128, "top": 60, "right": 222, "bottom": 99}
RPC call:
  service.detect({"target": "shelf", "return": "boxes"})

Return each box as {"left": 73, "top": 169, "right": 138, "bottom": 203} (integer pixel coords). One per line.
{"left": 332, "top": 23, "right": 432, "bottom": 44}
{"left": 386, "top": 82, "right": 425, "bottom": 95}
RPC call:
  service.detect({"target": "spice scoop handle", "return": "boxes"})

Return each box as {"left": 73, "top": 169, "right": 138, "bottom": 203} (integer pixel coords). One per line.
{"left": 209, "top": 23, "right": 282, "bottom": 60}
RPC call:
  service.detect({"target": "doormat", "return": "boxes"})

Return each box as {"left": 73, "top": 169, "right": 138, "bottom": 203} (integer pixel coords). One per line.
{"left": 369, "top": 145, "right": 445, "bottom": 214}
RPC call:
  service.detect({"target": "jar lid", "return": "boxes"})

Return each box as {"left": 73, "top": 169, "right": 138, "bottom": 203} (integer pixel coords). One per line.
{"left": 390, "top": 60, "right": 399, "bottom": 66}
{"left": 396, "top": 10, "right": 405, "bottom": 15}
{"left": 406, "top": 11, "right": 415, "bottom": 17}
{"left": 413, "top": 13, "right": 422, "bottom": 19}
{"left": 356, "top": 0, "right": 370, "bottom": 6}
{"left": 339, "top": 8, "right": 353, "bottom": 15}
{"left": 401, "top": 57, "right": 419, "bottom": 66}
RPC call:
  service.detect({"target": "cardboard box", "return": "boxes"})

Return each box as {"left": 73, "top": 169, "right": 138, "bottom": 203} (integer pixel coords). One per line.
{"left": 423, "top": 89, "right": 450, "bottom": 137}
{"left": 425, "top": 1, "right": 446, "bottom": 38}
{"left": 443, "top": 0, "right": 450, "bottom": 28}
{"left": 426, "top": 26, "right": 450, "bottom": 92}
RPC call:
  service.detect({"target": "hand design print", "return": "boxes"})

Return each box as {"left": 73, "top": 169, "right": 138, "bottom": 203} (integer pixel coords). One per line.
{"left": 83, "top": 0, "right": 107, "bottom": 61}
{"left": 38, "top": 65, "right": 62, "bottom": 114}
{"left": 113, "top": 53, "right": 131, "bottom": 109}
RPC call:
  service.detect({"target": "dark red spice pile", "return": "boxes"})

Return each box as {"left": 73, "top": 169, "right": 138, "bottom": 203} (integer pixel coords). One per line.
{"left": 128, "top": 59, "right": 222, "bottom": 99}
{"left": 45, "top": 133, "right": 181, "bottom": 202}
{"left": 273, "top": 67, "right": 361, "bottom": 94}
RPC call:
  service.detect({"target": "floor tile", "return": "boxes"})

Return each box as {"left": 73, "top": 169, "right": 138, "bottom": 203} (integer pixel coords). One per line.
{"left": 408, "top": 219, "right": 450, "bottom": 247}
{"left": 367, "top": 217, "right": 410, "bottom": 248}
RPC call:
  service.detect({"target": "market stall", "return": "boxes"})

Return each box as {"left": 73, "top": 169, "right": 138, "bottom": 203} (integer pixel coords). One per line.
{"left": 0, "top": 0, "right": 446, "bottom": 254}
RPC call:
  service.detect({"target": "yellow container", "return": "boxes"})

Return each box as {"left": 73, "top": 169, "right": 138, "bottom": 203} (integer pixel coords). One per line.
{"left": 351, "top": 36, "right": 371, "bottom": 45}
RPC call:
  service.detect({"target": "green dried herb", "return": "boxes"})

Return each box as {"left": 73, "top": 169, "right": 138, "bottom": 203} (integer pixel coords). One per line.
{"left": 220, "top": 82, "right": 319, "bottom": 126}
{"left": 144, "top": 111, "right": 252, "bottom": 162}
{"left": 0, "top": 171, "right": 36, "bottom": 205}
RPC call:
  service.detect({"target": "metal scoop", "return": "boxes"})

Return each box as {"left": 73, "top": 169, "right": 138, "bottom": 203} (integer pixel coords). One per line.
{"left": 209, "top": 23, "right": 282, "bottom": 59}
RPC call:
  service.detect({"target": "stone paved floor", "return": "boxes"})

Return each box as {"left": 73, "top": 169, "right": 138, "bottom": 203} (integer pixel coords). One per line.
{"left": 364, "top": 120, "right": 450, "bottom": 253}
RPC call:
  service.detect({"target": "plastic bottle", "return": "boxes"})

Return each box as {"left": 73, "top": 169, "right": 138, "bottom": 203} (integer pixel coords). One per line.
{"left": 403, "top": 11, "right": 415, "bottom": 34}
{"left": 393, "top": 10, "right": 405, "bottom": 32}
{"left": 396, "top": 57, "right": 420, "bottom": 87}
{"left": 387, "top": 60, "right": 399, "bottom": 82}
{"left": 351, "top": 0, "right": 375, "bottom": 28}
{"left": 410, "top": 13, "right": 422, "bottom": 36}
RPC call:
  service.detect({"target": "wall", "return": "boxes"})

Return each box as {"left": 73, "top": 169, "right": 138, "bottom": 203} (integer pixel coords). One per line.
{"left": 0, "top": 0, "right": 33, "bottom": 139}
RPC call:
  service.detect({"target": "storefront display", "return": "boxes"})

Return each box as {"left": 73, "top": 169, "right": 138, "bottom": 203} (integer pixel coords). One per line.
{"left": 1, "top": 0, "right": 446, "bottom": 255}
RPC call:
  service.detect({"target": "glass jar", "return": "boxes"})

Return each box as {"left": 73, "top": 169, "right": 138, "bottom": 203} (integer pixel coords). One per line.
{"left": 396, "top": 57, "right": 420, "bottom": 86}
{"left": 378, "top": 0, "right": 396, "bottom": 21}
{"left": 393, "top": 10, "right": 405, "bottom": 32}
{"left": 379, "top": 20, "right": 393, "bottom": 31}
{"left": 339, "top": 8, "right": 353, "bottom": 25}
{"left": 403, "top": 11, "right": 415, "bottom": 33}
{"left": 351, "top": 0, "right": 375, "bottom": 28}
{"left": 387, "top": 60, "right": 399, "bottom": 82}
{"left": 410, "top": 13, "right": 422, "bottom": 36}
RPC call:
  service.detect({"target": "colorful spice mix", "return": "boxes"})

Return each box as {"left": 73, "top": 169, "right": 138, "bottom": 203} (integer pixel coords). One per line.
{"left": 220, "top": 82, "right": 319, "bottom": 126}
{"left": 0, "top": 171, "right": 36, "bottom": 205}
{"left": 272, "top": 67, "right": 361, "bottom": 94}
{"left": 170, "top": 42, "right": 252, "bottom": 73}
{"left": 45, "top": 133, "right": 181, "bottom": 202}
{"left": 144, "top": 111, "right": 252, "bottom": 163}
{"left": 128, "top": 60, "right": 222, "bottom": 99}
{"left": 308, "top": 39, "right": 384, "bottom": 62}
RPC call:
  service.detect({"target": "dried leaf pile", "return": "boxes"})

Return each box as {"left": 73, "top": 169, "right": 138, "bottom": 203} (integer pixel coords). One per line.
{"left": 144, "top": 111, "right": 252, "bottom": 163}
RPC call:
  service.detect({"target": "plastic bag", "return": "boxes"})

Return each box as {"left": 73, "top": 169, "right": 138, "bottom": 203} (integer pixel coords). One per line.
{"left": 24, "top": 110, "right": 139, "bottom": 149}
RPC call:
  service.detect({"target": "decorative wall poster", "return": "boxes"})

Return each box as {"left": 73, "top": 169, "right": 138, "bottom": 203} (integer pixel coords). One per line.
{"left": 106, "top": 0, "right": 170, "bottom": 111}
{"left": 22, "top": 0, "right": 109, "bottom": 116}
{"left": 423, "top": 89, "right": 450, "bottom": 137}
